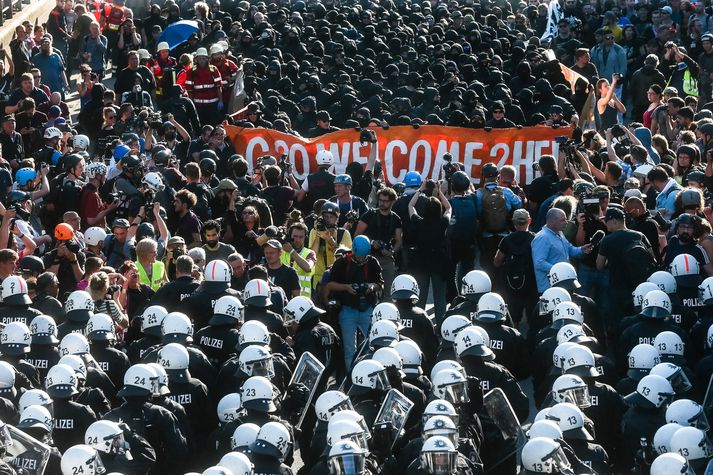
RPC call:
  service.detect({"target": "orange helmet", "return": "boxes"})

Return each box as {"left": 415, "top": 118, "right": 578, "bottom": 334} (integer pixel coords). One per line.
{"left": 54, "top": 223, "right": 75, "bottom": 241}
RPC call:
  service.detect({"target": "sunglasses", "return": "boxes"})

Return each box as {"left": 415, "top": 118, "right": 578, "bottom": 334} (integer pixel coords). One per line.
{"left": 493, "top": 110, "right": 504, "bottom": 114}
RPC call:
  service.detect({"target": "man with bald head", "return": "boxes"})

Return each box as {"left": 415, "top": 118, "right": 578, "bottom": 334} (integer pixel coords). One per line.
{"left": 531, "top": 207, "right": 592, "bottom": 293}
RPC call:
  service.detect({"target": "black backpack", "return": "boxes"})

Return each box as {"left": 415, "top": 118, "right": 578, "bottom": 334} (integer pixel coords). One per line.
{"left": 504, "top": 233, "right": 535, "bottom": 291}
{"left": 623, "top": 236, "right": 658, "bottom": 286}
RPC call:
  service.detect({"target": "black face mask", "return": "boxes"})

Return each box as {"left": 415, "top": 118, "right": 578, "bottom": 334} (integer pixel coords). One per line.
{"left": 679, "top": 232, "right": 693, "bottom": 244}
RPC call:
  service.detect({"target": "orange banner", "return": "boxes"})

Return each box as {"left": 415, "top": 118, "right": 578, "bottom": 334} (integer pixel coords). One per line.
{"left": 225, "top": 125, "right": 573, "bottom": 185}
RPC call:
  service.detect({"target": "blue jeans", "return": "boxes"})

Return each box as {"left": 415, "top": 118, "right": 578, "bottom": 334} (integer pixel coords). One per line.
{"left": 339, "top": 305, "right": 373, "bottom": 368}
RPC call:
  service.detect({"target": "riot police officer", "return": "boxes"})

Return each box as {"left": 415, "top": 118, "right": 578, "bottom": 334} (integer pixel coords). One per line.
{"left": 194, "top": 295, "right": 244, "bottom": 366}
{"left": 0, "top": 322, "right": 41, "bottom": 388}
{"left": 26, "top": 315, "right": 61, "bottom": 383}
{"left": 57, "top": 290, "right": 95, "bottom": 338}
{"left": 390, "top": 275, "right": 438, "bottom": 370}
{"left": 126, "top": 305, "right": 168, "bottom": 363}
{"left": 84, "top": 419, "right": 156, "bottom": 474}
{"left": 0, "top": 275, "right": 42, "bottom": 327}
{"left": 86, "top": 313, "right": 130, "bottom": 389}
{"left": 243, "top": 279, "right": 289, "bottom": 339}
{"left": 182, "top": 260, "right": 240, "bottom": 330}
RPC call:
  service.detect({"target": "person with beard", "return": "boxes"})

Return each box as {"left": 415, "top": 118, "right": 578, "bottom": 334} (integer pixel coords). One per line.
{"left": 202, "top": 220, "right": 236, "bottom": 263}
{"left": 664, "top": 214, "right": 713, "bottom": 273}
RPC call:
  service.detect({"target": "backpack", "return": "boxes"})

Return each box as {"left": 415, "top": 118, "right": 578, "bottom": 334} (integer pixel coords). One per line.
{"left": 480, "top": 186, "right": 508, "bottom": 233}
{"left": 623, "top": 236, "right": 658, "bottom": 287}
{"left": 448, "top": 194, "right": 478, "bottom": 241}
{"left": 504, "top": 233, "right": 535, "bottom": 291}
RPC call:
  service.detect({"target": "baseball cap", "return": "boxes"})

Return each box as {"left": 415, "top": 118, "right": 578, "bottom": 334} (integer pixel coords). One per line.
{"left": 111, "top": 218, "right": 130, "bottom": 229}
{"left": 1, "top": 115, "right": 14, "bottom": 122}
{"left": 604, "top": 207, "right": 625, "bottom": 221}
{"left": 512, "top": 209, "right": 530, "bottom": 223}
{"left": 263, "top": 239, "right": 283, "bottom": 250}
{"left": 167, "top": 236, "right": 186, "bottom": 247}
{"left": 212, "top": 178, "right": 238, "bottom": 193}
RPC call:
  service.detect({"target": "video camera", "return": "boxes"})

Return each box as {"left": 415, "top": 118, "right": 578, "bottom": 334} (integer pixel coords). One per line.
{"left": 264, "top": 225, "right": 292, "bottom": 244}
{"left": 277, "top": 153, "right": 292, "bottom": 175}
{"left": 343, "top": 209, "right": 359, "bottom": 226}
{"left": 578, "top": 191, "right": 607, "bottom": 221}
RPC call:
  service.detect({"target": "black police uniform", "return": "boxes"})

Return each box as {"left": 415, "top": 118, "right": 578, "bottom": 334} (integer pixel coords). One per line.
{"left": 166, "top": 374, "right": 215, "bottom": 446}
{"left": 291, "top": 315, "right": 341, "bottom": 373}
{"left": 0, "top": 355, "right": 40, "bottom": 389}
{"left": 394, "top": 300, "right": 438, "bottom": 372}
{"left": 472, "top": 319, "right": 530, "bottom": 380}
{"left": 244, "top": 305, "right": 289, "bottom": 339}
{"left": 104, "top": 398, "right": 188, "bottom": 475}
{"left": 578, "top": 378, "right": 627, "bottom": 465}
{"left": 90, "top": 341, "right": 131, "bottom": 389}
{"left": 236, "top": 410, "right": 294, "bottom": 464}
{"left": 194, "top": 324, "right": 242, "bottom": 367}
{"left": 149, "top": 275, "right": 201, "bottom": 312}
{"left": 57, "top": 321, "right": 88, "bottom": 339}
{"left": 126, "top": 335, "right": 162, "bottom": 363}
{"left": 616, "top": 318, "right": 690, "bottom": 373}
{"left": 51, "top": 398, "right": 97, "bottom": 453}
{"left": 141, "top": 344, "right": 217, "bottom": 387}
{"left": 250, "top": 453, "right": 294, "bottom": 475}
{"left": 101, "top": 429, "right": 156, "bottom": 475}
{"left": 214, "top": 358, "right": 291, "bottom": 401}
{"left": 620, "top": 405, "right": 666, "bottom": 471}
{"left": 460, "top": 357, "right": 529, "bottom": 422}
{"left": 182, "top": 284, "right": 241, "bottom": 330}
{"left": 0, "top": 303, "right": 42, "bottom": 327}
{"left": 84, "top": 362, "right": 117, "bottom": 404}
{"left": 565, "top": 438, "right": 610, "bottom": 475}
{"left": 75, "top": 383, "right": 111, "bottom": 417}
{"left": 25, "top": 344, "right": 60, "bottom": 383}
{"left": 150, "top": 394, "right": 195, "bottom": 452}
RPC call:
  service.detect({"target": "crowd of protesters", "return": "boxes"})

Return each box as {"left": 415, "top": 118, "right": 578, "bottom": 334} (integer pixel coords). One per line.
{"left": 3, "top": 0, "right": 713, "bottom": 473}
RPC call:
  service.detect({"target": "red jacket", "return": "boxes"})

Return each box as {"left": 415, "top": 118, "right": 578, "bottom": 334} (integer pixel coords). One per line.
{"left": 184, "top": 64, "right": 222, "bottom": 104}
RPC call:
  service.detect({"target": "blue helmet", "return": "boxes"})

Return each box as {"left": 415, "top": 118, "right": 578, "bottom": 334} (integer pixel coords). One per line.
{"left": 113, "top": 144, "right": 131, "bottom": 161}
{"left": 15, "top": 168, "right": 37, "bottom": 187}
{"left": 334, "top": 174, "right": 352, "bottom": 185}
{"left": 404, "top": 171, "right": 422, "bottom": 188}
{"left": 353, "top": 235, "right": 371, "bottom": 257}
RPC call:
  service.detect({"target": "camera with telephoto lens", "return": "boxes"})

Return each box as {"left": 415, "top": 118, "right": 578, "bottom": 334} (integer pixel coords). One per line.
{"left": 372, "top": 240, "right": 393, "bottom": 256}
{"left": 11, "top": 204, "right": 30, "bottom": 221}
{"left": 315, "top": 216, "right": 336, "bottom": 232}
{"left": 142, "top": 189, "right": 155, "bottom": 211}
{"left": 65, "top": 240, "right": 81, "bottom": 254}
{"left": 264, "top": 225, "right": 292, "bottom": 244}
{"left": 351, "top": 283, "right": 371, "bottom": 311}
{"left": 359, "top": 128, "right": 377, "bottom": 144}
{"left": 611, "top": 124, "right": 626, "bottom": 138}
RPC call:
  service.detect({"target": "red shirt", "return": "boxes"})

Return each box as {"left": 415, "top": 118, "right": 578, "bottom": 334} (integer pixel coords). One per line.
{"left": 184, "top": 64, "right": 222, "bottom": 104}
{"left": 79, "top": 183, "right": 106, "bottom": 230}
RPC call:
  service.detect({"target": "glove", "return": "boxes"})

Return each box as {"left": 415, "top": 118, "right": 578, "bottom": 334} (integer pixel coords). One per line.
{"left": 217, "top": 100, "right": 224, "bottom": 111}
{"left": 465, "top": 376, "right": 484, "bottom": 412}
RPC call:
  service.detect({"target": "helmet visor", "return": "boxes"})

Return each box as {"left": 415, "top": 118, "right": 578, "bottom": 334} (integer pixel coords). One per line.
{"left": 371, "top": 369, "right": 390, "bottom": 391}
{"left": 668, "top": 367, "right": 693, "bottom": 395}
{"left": 560, "top": 385, "right": 591, "bottom": 408}
{"left": 250, "top": 357, "right": 275, "bottom": 378}
{"left": 108, "top": 432, "right": 127, "bottom": 455}
{"left": 441, "top": 381, "right": 470, "bottom": 405}
{"left": 89, "top": 453, "right": 106, "bottom": 475}
{"left": 328, "top": 398, "right": 355, "bottom": 419}
{"left": 421, "top": 451, "right": 457, "bottom": 475}
{"left": 547, "top": 446, "right": 572, "bottom": 472}
{"left": 328, "top": 453, "right": 366, "bottom": 475}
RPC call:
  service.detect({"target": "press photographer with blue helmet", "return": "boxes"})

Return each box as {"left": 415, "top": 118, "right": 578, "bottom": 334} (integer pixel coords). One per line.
{"left": 324, "top": 235, "right": 383, "bottom": 368}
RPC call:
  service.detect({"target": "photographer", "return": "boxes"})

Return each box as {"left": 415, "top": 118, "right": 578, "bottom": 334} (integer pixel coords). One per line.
{"left": 309, "top": 201, "right": 352, "bottom": 292}
{"left": 112, "top": 154, "right": 143, "bottom": 219}
{"left": 259, "top": 164, "right": 300, "bottom": 225}
{"left": 103, "top": 218, "right": 132, "bottom": 268}
{"left": 574, "top": 186, "right": 610, "bottom": 311}
{"left": 43, "top": 223, "right": 86, "bottom": 297}
{"left": 280, "top": 222, "right": 316, "bottom": 298}
{"left": 355, "top": 187, "right": 402, "bottom": 300}
{"left": 329, "top": 174, "right": 368, "bottom": 231}
{"left": 163, "top": 236, "right": 187, "bottom": 282}
{"left": 88, "top": 271, "right": 129, "bottom": 330}
{"left": 144, "top": 113, "right": 190, "bottom": 160}
{"left": 325, "top": 235, "right": 383, "bottom": 368}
